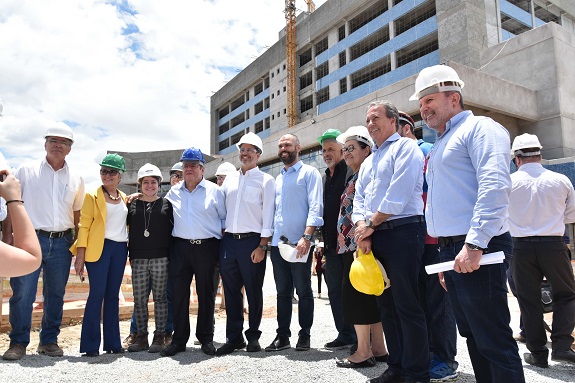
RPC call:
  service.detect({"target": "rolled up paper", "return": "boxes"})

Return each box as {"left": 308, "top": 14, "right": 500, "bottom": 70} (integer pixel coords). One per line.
{"left": 425, "top": 251, "right": 505, "bottom": 274}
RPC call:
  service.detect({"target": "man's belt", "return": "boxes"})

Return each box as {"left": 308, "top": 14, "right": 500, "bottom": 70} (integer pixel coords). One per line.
{"left": 177, "top": 237, "right": 218, "bottom": 245}
{"left": 513, "top": 236, "right": 563, "bottom": 242}
{"left": 36, "top": 229, "right": 72, "bottom": 239}
{"left": 375, "top": 215, "right": 424, "bottom": 231}
{"left": 226, "top": 232, "right": 260, "bottom": 240}
{"left": 437, "top": 235, "right": 467, "bottom": 247}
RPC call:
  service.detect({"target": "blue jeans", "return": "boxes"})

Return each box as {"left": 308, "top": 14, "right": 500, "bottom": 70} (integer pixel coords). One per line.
{"left": 419, "top": 244, "right": 457, "bottom": 368}
{"left": 372, "top": 222, "right": 429, "bottom": 382}
{"left": 324, "top": 251, "right": 356, "bottom": 344}
{"left": 270, "top": 246, "right": 314, "bottom": 338}
{"left": 80, "top": 239, "right": 128, "bottom": 353}
{"left": 9, "top": 232, "right": 74, "bottom": 346}
{"left": 129, "top": 275, "right": 174, "bottom": 334}
{"left": 439, "top": 233, "right": 525, "bottom": 383}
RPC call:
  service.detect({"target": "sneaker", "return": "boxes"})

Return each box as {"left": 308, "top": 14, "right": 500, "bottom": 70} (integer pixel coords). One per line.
{"left": 128, "top": 332, "right": 149, "bottom": 352}
{"left": 149, "top": 332, "right": 165, "bottom": 353}
{"left": 2, "top": 344, "right": 26, "bottom": 361}
{"left": 37, "top": 342, "right": 64, "bottom": 357}
{"left": 429, "top": 355, "right": 458, "bottom": 382}
{"left": 123, "top": 333, "right": 137, "bottom": 348}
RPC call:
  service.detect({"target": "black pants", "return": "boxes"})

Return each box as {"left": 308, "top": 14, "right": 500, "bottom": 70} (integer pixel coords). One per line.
{"left": 512, "top": 238, "right": 575, "bottom": 357}
{"left": 170, "top": 238, "right": 219, "bottom": 346}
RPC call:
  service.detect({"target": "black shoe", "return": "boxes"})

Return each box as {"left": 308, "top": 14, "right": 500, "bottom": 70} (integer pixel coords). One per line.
{"left": 246, "top": 340, "right": 261, "bottom": 352}
{"left": 106, "top": 348, "right": 125, "bottom": 354}
{"left": 374, "top": 354, "right": 389, "bottom": 363}
{"left": 201, "top": 342, "right": 217, "bottom": 356}
{"left": 349, "top": 342, "right": 358, "bottom": 355}
{"left": 324, "top": 339, "right": 353, "bottom": 349}
{"left": 295, "top": 334, "right": 310, "bottom": 351}
{"left": 215, "top": 341, "right": 245, "bottom": 356}
{"left": 367, "top": 368, "right": 405, "bottom": 383}
{"left": 523, "top": 352, "right": 548, "bottom": 368}
{"left": 336, "top": 356, "right": 376, "bottom": 368}
{"left": 551, "top": 349, "right": 575, "bottom": 364}
{"left": 81, "top": 351, "right": 99, "bottom": 357}
{"left": 265, "top": 336, "right": 291, "bottom": 352}
{"left": 160, "top": 343, "right": 186, "bottom": 357}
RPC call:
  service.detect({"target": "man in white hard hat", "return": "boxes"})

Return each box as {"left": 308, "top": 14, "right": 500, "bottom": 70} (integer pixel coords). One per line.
{"left": 353, "top": 101, "right": 428, "bottom": 383}
{"left": 216, "top": 132, "right": 275, "bottom": 355}
{"left": 266, "top": 133, "right": 323, "bottom": 352}
{"left": 317, "top": 129, "right": 356, "bottom": 349}
{"left": 215, "top": 162, "right": 236, "bottom": 187}
{"left": 415, "top": 64, "right": 525, "bottom": 382}
{"left": 2, "top": 122, "right": 85, "bottom": 360}
{"left": 508, "top": 133, "right": 575, "bottom": 367}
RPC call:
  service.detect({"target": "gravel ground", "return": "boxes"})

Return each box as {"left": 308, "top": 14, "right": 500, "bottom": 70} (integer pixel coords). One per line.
{"left": 1, "top": 258, "right": 574, "bottom": 383}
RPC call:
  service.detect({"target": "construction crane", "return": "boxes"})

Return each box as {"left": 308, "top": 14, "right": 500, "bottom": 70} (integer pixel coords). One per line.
{"left": 285, "top": 0, "right": 315, "bottom": 128}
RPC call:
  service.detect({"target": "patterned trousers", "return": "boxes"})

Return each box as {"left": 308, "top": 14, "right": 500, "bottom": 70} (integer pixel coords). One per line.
{"left": 131, "top": 257, "right": 169, "bottom": 334}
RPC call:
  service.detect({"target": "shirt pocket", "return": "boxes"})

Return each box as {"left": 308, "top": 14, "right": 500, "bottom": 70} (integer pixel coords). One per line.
{"left": 64, "top": 187, "right": 78, "bottom": 205}
{"left": 243, "top": 185, "right": 262, "bottom": 205}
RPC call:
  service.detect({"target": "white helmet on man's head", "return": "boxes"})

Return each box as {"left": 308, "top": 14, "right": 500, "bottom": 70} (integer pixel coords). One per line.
{"left": 44, "top": 121, "right": 74, "bottom": 143}
{"left": 410, "top": 65, "right": 465, "bottom": 101}
{"left": 511, "top": 133, "right": 542, "bottom": 159}
{"left": 138, "top": 163, "right": 163, "bottom": 183}
{"left": 215, "top": 162, "right": 236, "bottom": 176}
{"left": 236, "top": 132, "right": 263, "bottom": 154}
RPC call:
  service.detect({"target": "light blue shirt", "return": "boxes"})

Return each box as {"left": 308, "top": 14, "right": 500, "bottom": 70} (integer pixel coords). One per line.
{"left": 272, "top": 161, "right": 323, "bottom": 246}
{"left": 425, "top": 110, "right": 511, "bottom": 248}
{"left": 353, "top": 133, "right": 424, "bottom": 223}
{"left": 165, "top": 178, "right": 226, "bottom": 240}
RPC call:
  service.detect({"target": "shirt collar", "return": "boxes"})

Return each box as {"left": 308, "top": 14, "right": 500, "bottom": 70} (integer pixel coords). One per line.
{"left": 180, "top": 178, "right": 206, "bottom": 193}
{"left": 41, "top": 157, "right": 68, "bottom": 172}
{"left": 373, "top": 132, "right": 400, "bottom": 151}
{"left": 282, "top": 160, "right": 302, "bottom": 175}
{"left": 325, "top": 159, "right": 346, "bottom": 177}
{"left": 241, "top": 166, "right": 259, "bottom": 177}
{"left": 442, "top": 110, "right": 473, "bottom": 136}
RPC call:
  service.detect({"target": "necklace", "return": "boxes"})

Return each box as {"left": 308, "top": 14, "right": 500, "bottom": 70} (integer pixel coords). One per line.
{"left": 142, "top": 199, "right": 157, "bottom": 238}
{"left": 102, "top": 186, "right": 121, "bottom": 201}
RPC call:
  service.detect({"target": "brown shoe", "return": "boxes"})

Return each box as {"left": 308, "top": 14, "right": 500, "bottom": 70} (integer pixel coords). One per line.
{"left": 164, "top": 332, "right": 173, "bottom": 347}
{"left": 149, "top": 332, "right": 165, "bottom": 353}
{"left": 127, "top": 332, "right": 149, "bottom": 352}
{"left": 37, "top": 342, "right": 64, "bottom": 357}
{"left": 123, "top": 333, "right": 137, "bottom": 348}
{"left": 3, "top": 344, "right": 26, "bottom": 361}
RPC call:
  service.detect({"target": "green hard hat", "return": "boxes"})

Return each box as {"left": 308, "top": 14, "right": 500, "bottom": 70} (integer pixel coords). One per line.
{"left": 99, "top": 153, "right": 126, "bottom": 172}
{"left": 318, "top": 129, "right": 342, "bottom": 145}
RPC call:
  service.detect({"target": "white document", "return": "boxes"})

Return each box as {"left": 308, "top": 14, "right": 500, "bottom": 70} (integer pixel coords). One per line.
{"left": 425, "top": 251, "right": 505, "bottom": 275}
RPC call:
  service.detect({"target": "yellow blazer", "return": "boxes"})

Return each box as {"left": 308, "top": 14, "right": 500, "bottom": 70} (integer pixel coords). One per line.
{"left": 70, "top": 186, "right": 127, "bottom": 262}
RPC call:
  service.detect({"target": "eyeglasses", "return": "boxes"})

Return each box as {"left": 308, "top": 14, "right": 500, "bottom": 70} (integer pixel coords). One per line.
{"left": 342, "top": 145, "right": 356, "bottom": 154}
{"left": 182, "top": 163, "right": 202, "bottom": 169}
{"left": 170, "top": 174, "right": 183, "bottom": 179}
{"left": 100, "top": 169, "right": 119, "bottom": 176}
{"left": 216, "top": 175, "right": 226, "bottom": 181}
{"left": 239, "top": 147, "right": 258, "bottom": 154}
{"left": 47, "top": 138, "right": 71, "bottom": 147}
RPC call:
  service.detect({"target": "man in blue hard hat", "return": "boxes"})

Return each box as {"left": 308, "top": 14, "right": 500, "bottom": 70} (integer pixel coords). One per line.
{"left": 161, "top": 147, "right": 226, "bottom": 358}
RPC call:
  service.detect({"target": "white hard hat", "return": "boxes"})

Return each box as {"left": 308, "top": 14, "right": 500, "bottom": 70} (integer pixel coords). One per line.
{"left": 278, "top": 243, "right": 304, "bottom": 263}
{"left": 236, "top": 132, "right": 263, "bottom": 154}
{"left": 336, "top": 126, "right": 374, "bottom": 148}
{"left": 170, "top": 162, "right": 183, "bottom": 174}
{"left": 215, "top": 162, "right": 236, "bottom": 176}
{"left": 410, "top": 65, "right": 465, "bottom": 101}
{"left": 511, "top": 133, "right": 542, "bottom": 159}
{"left": 44, "top": 121, "right": 74, "bottom": 143}
{"left": 137, "top": 163, "right": 163, "bottom": 183}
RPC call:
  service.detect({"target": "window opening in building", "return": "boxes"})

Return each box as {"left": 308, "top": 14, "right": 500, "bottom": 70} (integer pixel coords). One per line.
{"left": 283, "top": 64, "right": 286, "bottom": 70}
{"left": 350, "top": 56, "right": 391, "bottom": 89}
{"left": 245, "top": 91, "right": 250, "bottom": 102}
{"left": 255, "top": 101, "right": 264, "bottom": 114}
{"left": 350, "top": 27, "right": 389, "bottom": 62}
{"left": 300, "top": 48, "right": 312, "bottom": 67}
{"left": 283, "top": 86, "right": 286, "bottom": 92}
{"left": 300, "top": 71, "right": 313, "bottom": 90}
{"left": 231, "top": 131, "right": 244, "bottom": 145}
{"left": 245, "top": 109, "right": 249, "bottom": 119}
{"left": 533, "top": 4, "right": 561, "bottom": 24}
{"left": 264, "top": 77, "right": 270, "bottom": 89}
{"left": 218, "top": 106, "right": 230, "bottom": 119}
{"left": 339, "top": 51, "right": 347, "bottom": 68}
{"left": 316, "top": 87, "right": 329, "bottom": 105}
{"left": 231, "top": 114, "right": 245, "bottom": 128}
{"left": 338, "top": 25, "right": 346, "bottom": 41}
{"left": 300, "top": 95, "right": 313, "bottom": 113}
{"left": 394, "top": 0, "right": 436, "bottom": 36}
{"left": 507, "top": 0, "right": 530, "bottom": 13}
{"left": 255, "top": 120, "right": 264, "bottom": 133}
{"left": 316, "top": 61, "right": 329, "bottom": 81}
{"left": 218, "top": 121, "right": 230, "bottom": 135}
{"left": 254, "top": 82, "right": 263, "bottom": 96}
{"left": 315, "top": 37, "right": 328, "bottom": 56}
{"left": 349, "top": 1, "right": 388, "bottom": 34}
{"left": 501, "top": 14, "right": 531, "bottom": 35}
{"left": 264, "top": 97, "right": 270, "bottom": 109}
{"left": 396, "top": 33, "right": 438, "bottom": 68}
{"left": 340, "top": 78, "right": 347, "bottom": 95}
{"left": 283, "top": 108, "right": 287, "bottom": 115}
{"left": 265, "top": 117, "right": 270, "bottom": 129}
{"left": 219, "top": 138, "right": 230, "bottom": 151}
{"left": 231, "top": 95, "right": 244, "bottom": 112}
{"left": 393, "top": 0, "right": 403, "bottom": 6}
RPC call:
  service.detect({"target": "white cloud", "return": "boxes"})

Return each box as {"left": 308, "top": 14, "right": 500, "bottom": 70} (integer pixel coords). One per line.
{"left": 0, "top": 0, "right": 326, "bottom": 186}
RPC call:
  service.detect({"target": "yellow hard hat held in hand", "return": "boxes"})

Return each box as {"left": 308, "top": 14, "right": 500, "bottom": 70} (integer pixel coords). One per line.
{"left": 349, "top": 249, "right": 390, "bottom": 296}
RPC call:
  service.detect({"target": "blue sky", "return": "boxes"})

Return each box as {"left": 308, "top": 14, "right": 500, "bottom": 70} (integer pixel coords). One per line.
{"left": 0, "top": 0, "right": 326, "bottom": 187}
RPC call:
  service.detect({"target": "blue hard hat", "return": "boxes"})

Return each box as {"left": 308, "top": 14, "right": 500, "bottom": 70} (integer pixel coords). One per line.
{"left": 180, "top": 147, "right": 205, "bottom": 164}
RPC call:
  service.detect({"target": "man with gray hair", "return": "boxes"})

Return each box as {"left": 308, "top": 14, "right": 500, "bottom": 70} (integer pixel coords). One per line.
{"left": 2, "top": 122, "right": 85, "bottom": 360}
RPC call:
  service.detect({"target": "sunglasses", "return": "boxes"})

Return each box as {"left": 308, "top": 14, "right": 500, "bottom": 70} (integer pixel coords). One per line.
{"left": 100, "top": 169, "right": 119, "bottom": 176}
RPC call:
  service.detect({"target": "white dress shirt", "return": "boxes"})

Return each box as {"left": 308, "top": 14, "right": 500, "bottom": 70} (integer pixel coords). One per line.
{"left": 222, "top": 167, "right": 275, "bottom": 238}
{"left": 14, "top": 158, "right": 85, "bottom": 231}
{"left": 509, "top": 162, "right": 575, "bottom": 237}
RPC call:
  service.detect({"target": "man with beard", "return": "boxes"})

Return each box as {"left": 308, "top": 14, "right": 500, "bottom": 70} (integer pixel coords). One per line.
{"left": 265, "top": 134, "right": 323, "bottom": 352}
{"left": 317, "top": 129, "right": 356, "bottom": 349}
{"left": 413, "top": 64, "right": 524, "bottom": 382}
{"left": 217, "top": 133, "right": 275, "bottom": 355}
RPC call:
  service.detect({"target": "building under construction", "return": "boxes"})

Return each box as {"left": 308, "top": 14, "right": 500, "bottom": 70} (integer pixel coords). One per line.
{"left": 208, "top": 0, "right": 575, "bottom": 181}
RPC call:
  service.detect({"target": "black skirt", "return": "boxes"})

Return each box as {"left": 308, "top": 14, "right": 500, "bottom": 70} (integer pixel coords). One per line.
{"left": 342, "top": 251, "right": 381, "bottom": 325}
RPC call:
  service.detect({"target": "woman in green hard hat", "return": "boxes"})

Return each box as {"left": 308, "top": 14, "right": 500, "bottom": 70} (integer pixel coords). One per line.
{"left": 71, "top": 153, "right": 128, "bottom": 357}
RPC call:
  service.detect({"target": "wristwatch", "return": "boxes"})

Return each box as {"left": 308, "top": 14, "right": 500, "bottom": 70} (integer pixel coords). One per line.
{"left": 465, "top": 243, "right": 485, "bottom": 252}
{"left": 365, "top": 219, "right": 375, "bottom": 229}
{"left": 259, "top": 245, "right": 269, "bottom": 251}
{"left": 302, "top": 234, "right": 312, "bottom": 241}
